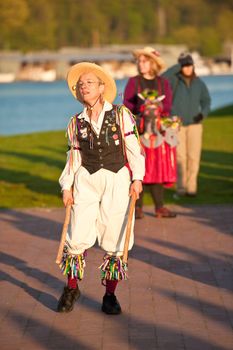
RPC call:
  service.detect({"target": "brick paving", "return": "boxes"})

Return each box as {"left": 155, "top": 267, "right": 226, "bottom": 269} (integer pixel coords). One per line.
{"left": 0, "top": 205, "right": 233, "bottom": 350}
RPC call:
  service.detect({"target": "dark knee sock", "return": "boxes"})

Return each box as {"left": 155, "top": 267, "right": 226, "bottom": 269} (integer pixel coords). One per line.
{"left": 136, "top": 190, "right": 144, "bottom": 208}
{"left": 106, "top": 280, "right": 118, "bottom": 295}
{"left": 149, "top": 184, "right": 164, "bottom": 209}
{"left": 67, "top": 275, "right": 78, "bottom": 289}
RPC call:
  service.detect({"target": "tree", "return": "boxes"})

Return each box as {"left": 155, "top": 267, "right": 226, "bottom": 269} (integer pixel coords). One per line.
{"left": 0, "top": 0, "right": 29, "bottom": 49}
{"left": 0, "top": 0, "right": 232, "bottom": 56}
{"left": 217, "top": 9, "right": 233, "bottom": 42}
{"left": 200, "top": 27, "right": 221, "bottom": 56}
{"left": 21, "top": 0, "right": 57, "bottom": 50}
{"left": 172, "top": 26, "right": 200, "bottom": 51}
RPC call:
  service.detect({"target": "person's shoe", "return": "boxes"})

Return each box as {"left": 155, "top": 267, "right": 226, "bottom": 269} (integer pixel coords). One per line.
{"left": 135, "top": 207, "right": 144, "bottom": 219}
{"left": 173, "top": 191, "right": 186, "bottom": 200}
{"left": 173, "top": 193, "right": 181, "bottom": 200}
{"left": 155, "top": 207, "right": 177, "bottom": 218}
{"left": 177, "top": 189, "right": 186, "bottom": 195}
{"left": 186, "top": 192, "right": 197, "bottom": 197}
{"left": 57, "top": 285, "right": 80, "bottom": 313}
{"left": 102, "top": 293, "right": 122, "bottom": 315}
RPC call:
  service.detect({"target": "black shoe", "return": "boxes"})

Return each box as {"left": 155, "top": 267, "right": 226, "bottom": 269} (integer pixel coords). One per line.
{"left": 57, "top": 286, "right": 80, "bottom": 313}
{"left": 186, "top": 192, "right": 197, "bottom": 197}
{"left": 173, "top": 192, "right": 186, "bottom": 200}
{"left": 102, "top": 293, "right": 122, "bottom": 315}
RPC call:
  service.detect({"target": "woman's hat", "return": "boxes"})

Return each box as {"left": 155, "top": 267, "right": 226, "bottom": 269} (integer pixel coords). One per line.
{"left": 67, "top": 62, "right": 117, "bottom": 103}
{"left": 132, "top": 47, "right": 166, "bottom": 71}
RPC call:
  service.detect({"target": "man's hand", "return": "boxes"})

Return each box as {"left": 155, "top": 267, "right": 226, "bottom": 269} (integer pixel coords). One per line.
{"left": 193, "top": 113, "right": 203, "bottom": 123}
{"left": 129, "top": 180, "right": 143, "bottom": 200}
{"left": 62, "top": 189, "right": 74, "bottom": 207}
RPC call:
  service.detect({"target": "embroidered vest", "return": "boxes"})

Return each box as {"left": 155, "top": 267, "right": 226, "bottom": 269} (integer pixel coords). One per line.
{"left": 76, "top": 108, "right": 126, "bottom": 174}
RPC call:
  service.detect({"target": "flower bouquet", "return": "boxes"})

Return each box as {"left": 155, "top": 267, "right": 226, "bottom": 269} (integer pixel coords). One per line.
{"left": 138, "top": 89, "right": 165, "bottom": 118}
{"left": 160, "top": 115, "right": 182, "bottom": 132}
{"left": 137, "top": 89, "right": 182, "bottom": 148}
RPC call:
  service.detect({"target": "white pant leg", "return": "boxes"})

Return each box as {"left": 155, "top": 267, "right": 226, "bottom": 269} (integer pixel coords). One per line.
{"left": 66, "top": 167, "right": 101, "bottom": 254}
{"left": 97, "top": 166, "right": 133, "bottom": 254}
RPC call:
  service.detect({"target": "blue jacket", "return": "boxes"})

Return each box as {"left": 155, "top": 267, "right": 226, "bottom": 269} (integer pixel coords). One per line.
{"left": 162, "top": 64, "right": 211, "bottom": 126}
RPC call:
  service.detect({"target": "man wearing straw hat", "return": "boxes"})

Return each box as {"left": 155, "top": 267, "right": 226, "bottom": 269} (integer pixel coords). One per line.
{"left": 57, "top": 62, "right": 145, "bottom": 314}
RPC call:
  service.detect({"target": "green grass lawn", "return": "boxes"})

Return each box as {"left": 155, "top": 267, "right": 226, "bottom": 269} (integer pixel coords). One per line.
{"left": 0, "top": 106, "right": 233, "bottom": 208}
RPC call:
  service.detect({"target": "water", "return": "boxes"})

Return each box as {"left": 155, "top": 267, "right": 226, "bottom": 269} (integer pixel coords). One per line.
{"left": 0, "top": 75, "right": 233, "bottom": 135}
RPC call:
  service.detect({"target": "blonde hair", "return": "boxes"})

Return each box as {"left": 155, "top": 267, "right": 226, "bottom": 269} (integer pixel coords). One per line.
{"left": 148, "top": 57, "right": 159, "bottom": 76}
{"left": 137, "top": 55, "right": 159, "bottom": 77}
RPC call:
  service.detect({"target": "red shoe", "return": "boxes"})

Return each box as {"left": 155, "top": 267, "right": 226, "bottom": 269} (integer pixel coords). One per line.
{"left": 155, "top": 207, "right": 176, "bottom": 218}
{"left": 135, "top": 207, "right": 144, "bottom": 219}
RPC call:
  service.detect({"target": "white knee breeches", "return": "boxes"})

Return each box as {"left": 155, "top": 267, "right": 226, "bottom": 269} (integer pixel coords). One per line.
{"left": 66, "top": 166, "right": 134, "bottom": 256}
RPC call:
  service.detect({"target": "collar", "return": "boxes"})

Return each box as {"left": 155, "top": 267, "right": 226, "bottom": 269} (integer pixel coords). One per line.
{"left": 78, "top": 101, "right": 113, "bottom": 122}
{"left": 78, "top": 101, "right": 113, "bottom": 124}
{"left": 78, "top": 101, "right": 113, "bottom": 130}
{"left": 177, "top": 71, "right": 196, "bottom": 82}
{"left": 77, "top": 101, "right": 114, "bottom": 135}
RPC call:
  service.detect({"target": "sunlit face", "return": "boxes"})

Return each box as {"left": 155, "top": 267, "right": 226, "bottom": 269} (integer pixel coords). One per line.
{"left": 77, "top": 72, "right": 104, "bottom": 103}
{"left": 137, "top": 55, "right": 152, "bottom": 75}
{"left": 181, "top": 65, "right": 194, "bottom": 77}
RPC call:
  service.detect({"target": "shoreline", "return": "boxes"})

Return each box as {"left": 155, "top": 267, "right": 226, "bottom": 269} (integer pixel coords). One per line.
{"left": 1, "top": 46, "right": 232, "bottom": 83}
{"left": 0, "top": 71, "right": 232, "bottom": 84}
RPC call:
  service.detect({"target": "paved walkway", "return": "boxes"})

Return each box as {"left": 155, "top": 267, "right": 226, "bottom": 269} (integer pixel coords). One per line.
{"left": 0, "top": 205, "right": 233, "bottom": 350}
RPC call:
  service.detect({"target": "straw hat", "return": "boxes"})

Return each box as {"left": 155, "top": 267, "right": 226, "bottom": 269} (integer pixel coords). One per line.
{"left": 67, "top": 62, "right": 117, "bottom": 103}
{"left": 133, "top": 47, "right": 166, "bottom": 71}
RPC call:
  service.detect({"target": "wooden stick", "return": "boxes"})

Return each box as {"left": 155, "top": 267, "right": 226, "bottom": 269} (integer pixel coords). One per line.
{"left": 122, "top": 192, "right": 137, "bottom": 264}
{"left": 55, "top": 204, "right": 72, "bottom": 264}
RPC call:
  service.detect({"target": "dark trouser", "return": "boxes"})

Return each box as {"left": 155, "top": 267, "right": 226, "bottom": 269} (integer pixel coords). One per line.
{"left": 136, "top": 184, "right": 164, "bottom": 210}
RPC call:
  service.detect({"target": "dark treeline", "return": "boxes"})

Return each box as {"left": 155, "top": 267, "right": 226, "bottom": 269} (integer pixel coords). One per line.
{"left": 0, "top": 0, "right": 232, "bottom": 56}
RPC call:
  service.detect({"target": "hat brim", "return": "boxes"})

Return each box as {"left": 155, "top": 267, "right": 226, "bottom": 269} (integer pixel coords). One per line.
{"left": 67, "top": 62, "right": 117, "bottom": 103}
{"left": 133, "top": 49, "right": 166, "bottom": 71}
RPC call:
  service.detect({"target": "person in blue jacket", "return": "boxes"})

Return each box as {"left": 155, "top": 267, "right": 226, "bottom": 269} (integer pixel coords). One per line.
{"left": 162, "top": 52, "right": 211, "bottom": 197}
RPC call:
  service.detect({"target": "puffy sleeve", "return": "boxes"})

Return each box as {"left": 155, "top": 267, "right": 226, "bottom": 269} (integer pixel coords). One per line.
{"left": 118, "top": 105, "right": 145, "bottom": 181}
{"left": 59, "top": 116, "right": 82, "bottom": 191}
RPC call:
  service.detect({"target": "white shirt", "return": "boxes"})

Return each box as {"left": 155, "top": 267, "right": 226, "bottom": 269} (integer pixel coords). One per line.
{"left": 59, "top": 101, "right": 145, "bottom": 191}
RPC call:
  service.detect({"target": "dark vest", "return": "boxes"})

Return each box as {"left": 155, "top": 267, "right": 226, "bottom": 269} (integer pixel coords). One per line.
{"left": 76, "top": 107, "right": 126, "bottom": 174}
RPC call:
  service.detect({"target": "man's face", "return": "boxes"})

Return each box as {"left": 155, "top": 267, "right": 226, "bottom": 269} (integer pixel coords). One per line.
{"left": 181, "top": 65, "right": 194, "bottom": 77}
{"left": 77, "top": 72, "right": 104, "bottom": 103}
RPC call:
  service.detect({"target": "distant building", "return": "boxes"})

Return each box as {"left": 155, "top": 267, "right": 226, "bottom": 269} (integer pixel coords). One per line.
{"left": 0, "top": 44, "right": 231, "bottom": 82}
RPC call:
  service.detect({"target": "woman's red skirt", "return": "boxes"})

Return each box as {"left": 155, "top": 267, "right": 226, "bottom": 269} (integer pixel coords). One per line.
{"left": 142, "top": 142, "right": 176, "bottom": 186}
